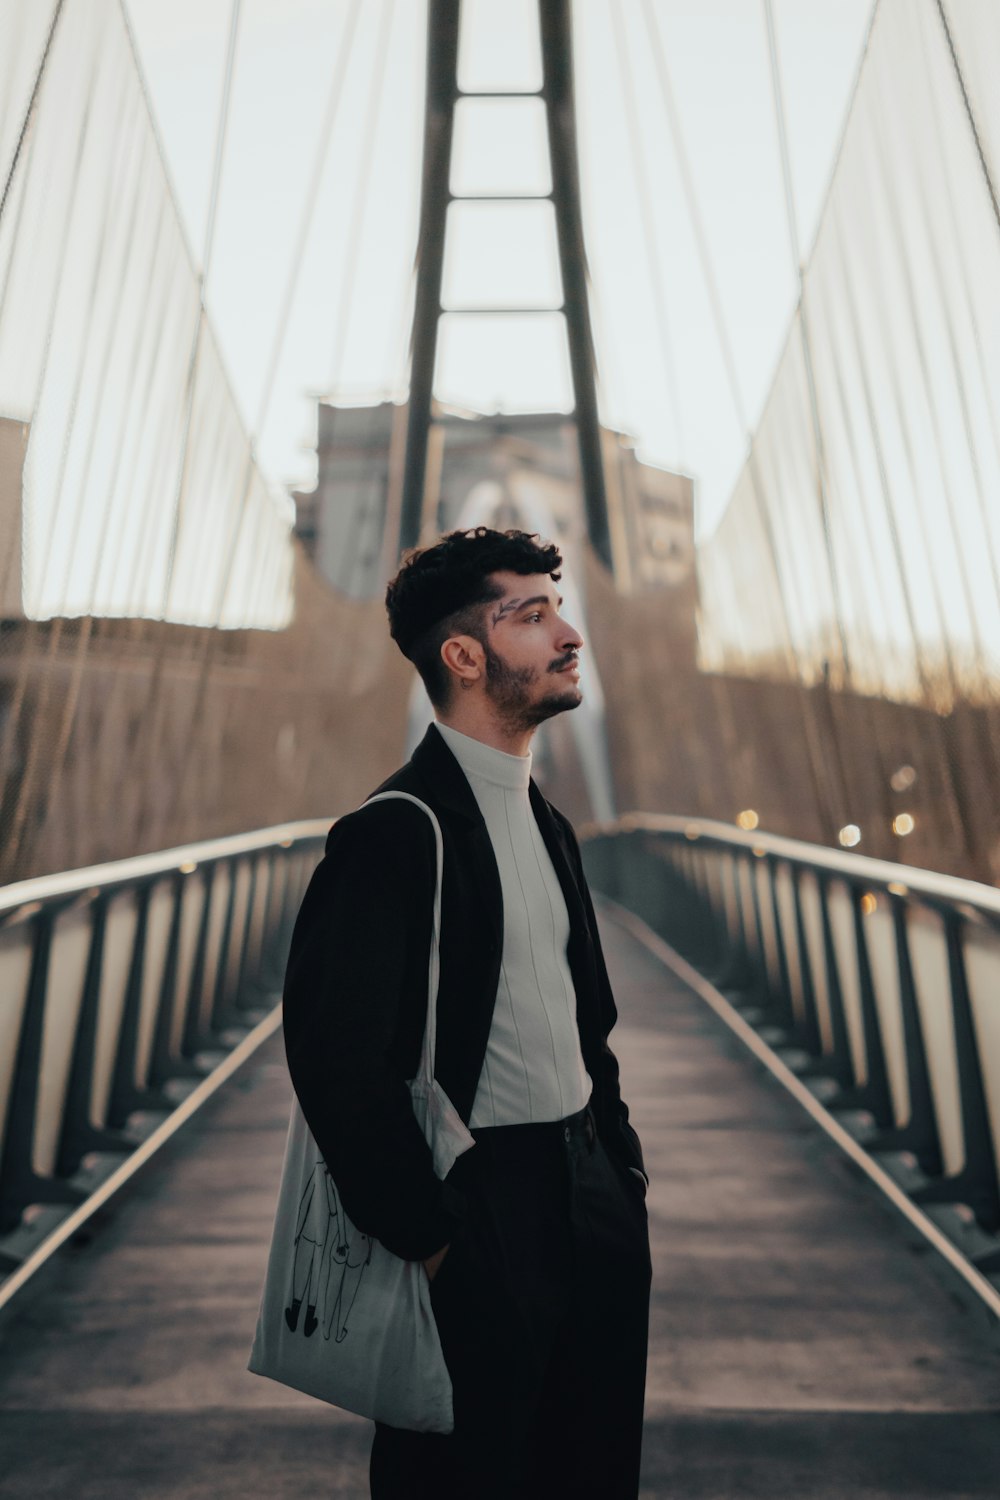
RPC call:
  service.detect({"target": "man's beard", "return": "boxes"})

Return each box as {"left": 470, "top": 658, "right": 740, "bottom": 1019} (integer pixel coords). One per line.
{"left": 483, "top": 643, "right": 581, "bottom": 731}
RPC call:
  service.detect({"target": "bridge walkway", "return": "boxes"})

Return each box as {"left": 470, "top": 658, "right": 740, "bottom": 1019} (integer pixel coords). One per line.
{"left": 1, "top": 906, "right": 999, "bottom": 1498}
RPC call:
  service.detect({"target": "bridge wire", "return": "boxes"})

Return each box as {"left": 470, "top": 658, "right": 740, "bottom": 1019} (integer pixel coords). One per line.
{"left": 0, "top": 18, "right": 122, "bottom": 870}
{"left": 861, "top": 99, "right": 963, "bottom": 705}
{"left": 862, "top": 69, "right": 998, "bottom": 861}
{"left": 54, "top": 137, "right": 163, "bottom": 635}
{"left": 252, "top": 0, "right": 363, "bottom": 439}
{"left": 933, "top": 0, "right": 1000, "bottom": 240}
{"left": 762, "top": 0, "right": 852, "bottom": 688}
{"left": 202, "top": 0, "right": 243, "bottom": 287}
{"left": 376, "top": 266, "right": 418, "bottom": 591}
{"left": 0, "top": 0, "right": 66, "bottom": 230}
{"left": 102, "top": 197, "right": 178, "bottom": 605}
{"left": 867, "top": 72, "right": 991, "bottom": 689}
{"left": 607, "top": 2, "right": 685, "bottom": 465}
{"left": 248, "top": 0, "right": 394, "bottom": 611}
{"left": 379, "top": 44, "right": 427, "bottom": 413}
{"left": 159, "top": 0, "right": 245, "bottom": 613}
{"left": 639, "top": 0, "right": 845, "bottom": 836}
{"left": 7, "top": 40, "right": 121, "bottom": 596}
{"left": 916, "top": 0, "right": 1000, "bottom": 831}
{"left": 754, "top": 0, "right": 873, "bottom": 828}
{"left": 59, "top": 119, "right": 174, "bottom": 608}
{"left": 808, "top": 252, "right": 947, "bottom": 844}
{"left": 327, "top": 0, "right": 396, "bottom": 404}
{"left": 0, "top": 33, "right": 75, "bottom": 766}
{"left": 639, "top": 0, "right": 749, "bottom": 438}
{"left": 756, "top": 0, "right": 947, "bottom": 848}
{"left": 388, "top": 266, "right": 418, "bottom": 398}
{"left": 827, "top": 200, "right": 970, "bottom": 853}
{"left": 810, "top": 265, "right": 912, "bottom": 696}
{"left": 570, "top": 19, "right": 627, "bottom": 438}
{"left": 50, "top": 111, "right": 151, "bottom": 609}
{"left": 239, "top": 0, "right": 366, "bottom": 628}
{"left": 7, "top": 86, "right": 149, "bottom": 866}
{"left": 164, "top": 0, "right": 399, "bottom": 820}
{"left": 916, "top": 5, "right": 1000, "bottom": 615}
{"left": 121, "top": 0, "right": 256, "bottom": 851}
{"left": 128, "top": 261, "right": 205, "bottom": 611}
{"left": 325, "top": 0, "right": 396, "bottom": 592}
{"left": 0, "top": 0, "right": 31, "bottom": 180}
{"left": 583, "top": 249, "right": 629, "bottom": 442}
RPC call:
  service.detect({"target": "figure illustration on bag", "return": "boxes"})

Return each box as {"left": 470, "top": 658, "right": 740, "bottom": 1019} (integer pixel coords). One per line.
{"left": 284, "top": 1160, "right": 373, "bottom": 1341}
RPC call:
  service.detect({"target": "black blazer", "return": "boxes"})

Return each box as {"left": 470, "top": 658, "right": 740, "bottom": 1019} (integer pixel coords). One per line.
{"left": 282, "top": 722, "right": 645, "bottom": 1261}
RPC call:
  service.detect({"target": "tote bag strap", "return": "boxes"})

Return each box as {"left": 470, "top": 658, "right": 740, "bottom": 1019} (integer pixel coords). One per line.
{"left": 362, "top": 791, "right": 443, "bottom": 1086}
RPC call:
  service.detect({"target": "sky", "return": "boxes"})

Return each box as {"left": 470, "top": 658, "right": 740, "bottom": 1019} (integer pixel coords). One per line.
{"left": 123, "top": 0, "right": 873, "bottom": 539}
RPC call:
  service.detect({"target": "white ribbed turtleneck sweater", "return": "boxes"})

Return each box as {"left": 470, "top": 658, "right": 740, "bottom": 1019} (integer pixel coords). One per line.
{"left": 435, "top": 720, "right": 592, "bottom": 1128}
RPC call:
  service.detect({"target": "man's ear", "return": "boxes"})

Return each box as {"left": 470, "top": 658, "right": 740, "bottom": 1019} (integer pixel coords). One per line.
{"left": 440, "top": 633, "right": 483, "bottom": 690}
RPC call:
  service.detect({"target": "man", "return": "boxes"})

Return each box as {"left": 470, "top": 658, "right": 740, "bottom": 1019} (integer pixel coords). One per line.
{"left": 282, "top": 527, "right": 651, "bottom": 1499}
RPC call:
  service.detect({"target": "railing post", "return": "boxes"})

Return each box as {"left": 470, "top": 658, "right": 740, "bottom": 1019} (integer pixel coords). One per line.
{"left": 0, "top": 913, "right": 84, "bottom": 1231}
{"left": 845, "top": 885, "right": 895, "bottom": 1128}
{"left": 912, "top": 911, "right": 1000, "bottom": 1230}
{"left": 867, "top": 892, "right": 943, "bottom": 1173}
{"left": 815, "top": 876, "right": 856, "bottom": 1090}
{"left": 790, "top": 870, "right": 823, "bottom": 1054}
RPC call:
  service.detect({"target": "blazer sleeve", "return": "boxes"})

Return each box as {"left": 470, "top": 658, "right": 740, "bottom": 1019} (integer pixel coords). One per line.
{"left": 554, "top": 809, "right": 647, "bottom": 1183}
{"left": 281, "top": 800, "right": 466, "bottom": 1262}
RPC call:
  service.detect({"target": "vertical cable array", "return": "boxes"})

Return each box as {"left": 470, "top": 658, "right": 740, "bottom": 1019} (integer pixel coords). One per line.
{"left": 697, "top": 0, "right": 1000, "bottom": 710}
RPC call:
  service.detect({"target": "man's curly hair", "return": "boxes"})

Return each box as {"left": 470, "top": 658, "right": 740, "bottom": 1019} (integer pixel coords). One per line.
{"left": 385, "top": 527, "right": 563, "bottom": 709}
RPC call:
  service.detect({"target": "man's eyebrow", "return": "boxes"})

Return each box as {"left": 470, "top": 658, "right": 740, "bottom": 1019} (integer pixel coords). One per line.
{"left": 491, "top": 594, "right": 563, "bottom": 627}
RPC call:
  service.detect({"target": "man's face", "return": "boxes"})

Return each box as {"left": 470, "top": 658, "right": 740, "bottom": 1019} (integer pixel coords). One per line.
{"left": 477, "top": 570, "right": 585, "bottom": 731}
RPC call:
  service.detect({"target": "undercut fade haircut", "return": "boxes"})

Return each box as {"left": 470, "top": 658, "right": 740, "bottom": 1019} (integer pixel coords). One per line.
{"left": 385, "top": 527, "right": 563, "bottom": 709}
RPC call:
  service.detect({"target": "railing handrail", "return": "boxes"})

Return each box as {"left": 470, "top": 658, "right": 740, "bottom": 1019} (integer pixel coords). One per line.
{"left": 588, "top": 812, "right": 1000, "bottom": 921}
{"left": 0, "top": 818, "right": 329, "bottom": 1290}
{"left": 583, "top": 812, "right": 1000, "bottom": 1301}
{"left": 0, "top": 819, "right": 334, "bottom": 923}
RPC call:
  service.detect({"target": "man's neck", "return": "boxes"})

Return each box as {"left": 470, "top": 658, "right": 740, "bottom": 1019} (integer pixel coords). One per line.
{"left": 434, "top": 708, "right": 534, "bottom": 758}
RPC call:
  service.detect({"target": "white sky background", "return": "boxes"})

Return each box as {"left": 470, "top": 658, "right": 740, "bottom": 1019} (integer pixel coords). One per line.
{"left": 123, "top": 0, "right": 873, "bottom": 540}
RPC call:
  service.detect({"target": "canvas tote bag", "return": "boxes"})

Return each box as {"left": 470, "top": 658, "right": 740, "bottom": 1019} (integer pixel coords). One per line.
{"left": 248, "top": 791, "right": 475, "bottom": 1433}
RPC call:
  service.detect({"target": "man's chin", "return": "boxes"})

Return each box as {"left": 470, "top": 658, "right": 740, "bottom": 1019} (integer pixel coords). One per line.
{"left": 529, "top": 687, "right": 583, "bottom": 723}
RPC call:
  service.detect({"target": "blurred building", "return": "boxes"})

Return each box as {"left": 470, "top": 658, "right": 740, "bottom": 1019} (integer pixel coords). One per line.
{"left": 293, "top": 400, "right": 695, "bottom": 631}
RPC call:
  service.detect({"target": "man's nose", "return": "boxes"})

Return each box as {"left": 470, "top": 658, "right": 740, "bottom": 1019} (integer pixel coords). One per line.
{"left": 560, "top": 619, "right": 584, "bottom": 652}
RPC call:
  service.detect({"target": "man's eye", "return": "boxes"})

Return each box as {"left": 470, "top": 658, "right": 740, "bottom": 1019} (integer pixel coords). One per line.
{"left": 525, "top": 612, "right": 543, "bottom": 622}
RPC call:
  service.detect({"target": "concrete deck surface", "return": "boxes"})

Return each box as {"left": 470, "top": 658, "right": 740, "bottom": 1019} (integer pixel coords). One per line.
{"left": 1, "top": 904, "right": 1000, "bottom": 1498}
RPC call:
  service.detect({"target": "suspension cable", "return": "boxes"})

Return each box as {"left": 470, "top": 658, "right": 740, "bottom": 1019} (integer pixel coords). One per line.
{"left": 762, "top": 0, "right": 802, "bottom": 279}
{"left": 608, "top": 1, "right": 685, "bottom": 462}
{"left": 0, "top": 0, "right": 31, "bottom": 178}
{"left": 254, "top": 0, "right": 363, "bottom": 438}
{"left": 933, "top": 0, "right": 1000, "bottom": 239}
{"left": 202, "top": 0, "right": 243, "bottom": 288}
{"left": 327, "top": 0, "right": 396, "bottom": 400}
{"left": 762, "top": 0, "right": 851, "bottom": 681}
{"left": 639, "top": 0, "right": 749, "bottom": 438}
{"left": 0, "top": 0, "right": 67, "bottom": 228}
{"left": 160, "top": 0, "right": 245, "bottom": 609}
{"left": 638, "top": 0, "right": 849, "bottom": 830}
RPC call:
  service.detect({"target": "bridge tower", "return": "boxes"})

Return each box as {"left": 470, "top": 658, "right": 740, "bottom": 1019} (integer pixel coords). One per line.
{"left": 396, "top": 0, "right": 613, "bottom": 571}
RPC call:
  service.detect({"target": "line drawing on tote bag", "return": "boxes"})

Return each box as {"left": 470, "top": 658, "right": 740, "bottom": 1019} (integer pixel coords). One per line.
{"left": 283, "top": 1159, "right": 373, "bottom": 1342}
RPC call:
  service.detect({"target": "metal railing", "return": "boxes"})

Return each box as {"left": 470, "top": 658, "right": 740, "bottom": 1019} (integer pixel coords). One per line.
{"left": 583, "top": 816, "right": 1000, "bottom": 1275}
{"left": 0, "top": 820, "right": 329, "bottom": 1275}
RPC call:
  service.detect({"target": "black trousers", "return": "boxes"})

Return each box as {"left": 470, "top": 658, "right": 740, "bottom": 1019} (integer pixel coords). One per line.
{"left": 369, "top": 1106, "right": 652, "bottom": 1500}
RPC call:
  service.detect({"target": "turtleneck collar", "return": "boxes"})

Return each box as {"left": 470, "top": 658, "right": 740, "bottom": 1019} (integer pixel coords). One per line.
{"left": 434, "top": 720, "right": 532, "bottom": 792}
